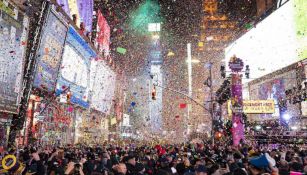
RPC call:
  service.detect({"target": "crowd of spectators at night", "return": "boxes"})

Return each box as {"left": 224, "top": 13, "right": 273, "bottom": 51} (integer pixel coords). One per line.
{"left": 0, "top": 141, "right": 307, "bottom": 175}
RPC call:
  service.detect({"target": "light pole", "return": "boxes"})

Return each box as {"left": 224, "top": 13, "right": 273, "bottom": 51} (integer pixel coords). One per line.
{"left": 187, "top": 43, "right": 192, "bottom": 137}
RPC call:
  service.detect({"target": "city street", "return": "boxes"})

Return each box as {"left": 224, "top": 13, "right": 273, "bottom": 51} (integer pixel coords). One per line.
{"left": 0, "top": 0, "right": 306, "bottom": 174}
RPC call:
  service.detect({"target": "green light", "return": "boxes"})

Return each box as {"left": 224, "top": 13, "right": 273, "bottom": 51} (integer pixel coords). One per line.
{"left": 129, "top": 0, "right": 161, "bottom": 34}
{"left": 116, "top": 47, "right": 127, "bottom": 54}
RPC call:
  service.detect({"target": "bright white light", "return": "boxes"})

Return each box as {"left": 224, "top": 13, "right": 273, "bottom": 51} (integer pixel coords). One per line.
{"left": 255, "top": 125, "right": 262, "bottom": 130}
{"left": 225, "top": 1, "right": 299, "bottom": 84}
{"left": 282, "top": 113, "right": 292, "bottom": 121}
{"left": 132, "top": 78, "right": 137, "bottom": 82}
{"left": 206, "top": 36, "right": 213, "bottom": 41}
{"left": 291, "top": 126, "right": 298, "bottom": 130}
{"left": 148, "top": 23, "right": 161, "bottom": 32}
{"left": 186, "top": 59, "right": 201, "bottom": 63}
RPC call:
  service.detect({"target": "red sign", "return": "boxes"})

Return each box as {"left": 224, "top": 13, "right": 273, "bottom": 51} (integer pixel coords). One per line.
{"left": 179, "top": 103, "right": 187, "bottom": 109}
{"left": 96, "top": 10, "right": 110, "bottom": 56}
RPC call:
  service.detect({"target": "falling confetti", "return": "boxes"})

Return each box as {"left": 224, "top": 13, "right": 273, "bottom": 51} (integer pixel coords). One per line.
{"left": 116, "top": 47, "right": 127, "bottom": 54}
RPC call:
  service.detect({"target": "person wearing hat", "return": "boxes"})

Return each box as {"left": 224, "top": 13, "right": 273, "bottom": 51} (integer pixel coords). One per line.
{"left": 290, "top": 162, "right": 304, "bottom": 175}
{"left": 124, "top": 155, "right": 137, "bottom": 175}
{"left": 135, "top": 162, "right": 146, "bottom": 175}
{"left": 195, "top": 165, "right": 207, "bottom": 175}
{"left": 157, "top": 157, "right": 174, "bottom": 174}
{"left": 248, "top": 153, "right": 277, "bottom": 175}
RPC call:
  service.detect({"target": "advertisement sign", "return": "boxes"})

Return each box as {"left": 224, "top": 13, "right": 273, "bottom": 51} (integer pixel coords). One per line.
{"left": 259, "top": 78, "right": 285, "bottom": 117}
{"left": 228, "top": 100, "right": 275, "bottom": 114}
{"left": 111, "top": 117, "right": 117, "bottom": 125}
{"left": 57, "top": 0, "right": 93, "bottom": 33}
{"left": 56, "top": 27, "right": 96, "bottom": 108}
{"left": 68, "top": 0, "right": 79, "bottom": 23}
{"left": 244, "top": 100, "right": 275, "bottom": 114}
{"left": 225, "top": 0, "right": 307, "bottom": 84}
{"left": 56, "top": 0, "right": 70, "bottom": 15}
{"left": 77, "top": 0, "right": 93, "bottom": 32}
{"left": 0, "top": 3, "right": 29, "bottom": 113}
{"left": 96, "top": 10, "right": 110, "bottom": 56}
{"left": 33, "top": 7, "right": 68, "bottom": 92}
{"left": 90, "top": 61, "right": 116, "bottom": 113}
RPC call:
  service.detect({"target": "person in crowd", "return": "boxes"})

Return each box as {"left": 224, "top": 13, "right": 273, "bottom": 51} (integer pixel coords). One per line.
{"left": 135, "top": 162, "right": 146, "bottom": 175}
{"left": 195, "top": 165, "right": 207, "bottom": 175}
{"left": 124, "top": 155, "right": 137, "bottom": 175}
{"left": 113, "top": 163, "right": 128, "bottom": 175}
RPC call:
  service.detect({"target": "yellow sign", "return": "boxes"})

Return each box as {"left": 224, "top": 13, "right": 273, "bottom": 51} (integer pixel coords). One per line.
{"left": 68, "top": 0, "right": 80, "bottom": 26}
{"left": 110, "top": 117, "right": 117, "bottom": 125}
{"left": 228, "top": 100, "right": 275, "bottom": 114}
{"left": 0, "top": 1, "right": 15, "bottom": 17}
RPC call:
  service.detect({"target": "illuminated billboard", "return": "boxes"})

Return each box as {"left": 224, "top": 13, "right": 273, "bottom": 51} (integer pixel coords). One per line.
{"left": 33, "top": 6, "right": 68, "bottom": 92}
{"left": 90, "top": 60, "right": 116, "bottom": 113}
{"left": 77, "top": 0, "right": 93, "bottom": 32}
{"left": 248, "top": 67, "right": 301, "bottom": 121}
{"left": 95, "top": 10, "right": 110, "bottom": 56}
{"left": 56, "top": 27, "right": 96, "bottom": 108}
{"left": 227, "top": 100, "right": 275, "bottom": 114}
{"left": 225, "top": 0, "right": 306, "bottom": 84}
{"left": 0, "top": 2, "right": 29, "bottom": 113}
{"left": 56, "top": 0, "right": 93, "bottom": 32}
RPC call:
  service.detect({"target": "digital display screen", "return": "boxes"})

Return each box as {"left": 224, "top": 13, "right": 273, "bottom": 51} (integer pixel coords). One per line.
{"left": 0, "top": 3, "right": 29, "bottom": 113}
{"left": 225, "top": 0, "right": 306, "bottom": 84}
{"left": 33, "top": 7, "right": 68, "bottom": 92}
{"left": 56, "top": 27, "right": 96, "bottom": 108}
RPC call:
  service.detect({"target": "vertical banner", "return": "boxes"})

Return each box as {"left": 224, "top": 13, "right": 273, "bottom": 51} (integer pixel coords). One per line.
{"left": 56, "top": 0, "right": 70, "bottom": 16}
{"left": 0, "top": 2, "right": 29, "bottom": 113}
{"left": 56, "top": 27, "right": 96, "bottom": 108}
{"left": 96, "top": 10, "right": 110, "bottom": 56}
{"left": 33, "top": 6, "right": 68, "bottom": 92}
{"left": 77, "top": 0, "right": 93, "bottom": 32}
{"left": 68, "top": 0, "right": 80, "bottom": 25}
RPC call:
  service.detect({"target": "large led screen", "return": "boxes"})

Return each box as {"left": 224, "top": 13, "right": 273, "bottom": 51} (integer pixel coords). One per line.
{"left": 33, "top": 6, "right": 68, "bottom": 92}
{"left": 0, "top": 2, "right": 29, "bottom": 113}
{"left": 56, "top": 27, "right": 96, "bottom": 108}
{"left": 225, "top": 0, "right": 306, "bottom": 84}
{"left": 90, "top": 61, "right": 116, "bottom": 113}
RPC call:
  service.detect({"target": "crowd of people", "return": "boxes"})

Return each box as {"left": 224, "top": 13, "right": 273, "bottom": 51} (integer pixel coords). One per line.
{"left": 0, "top": 142, "right": 306, "bottom": 175}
